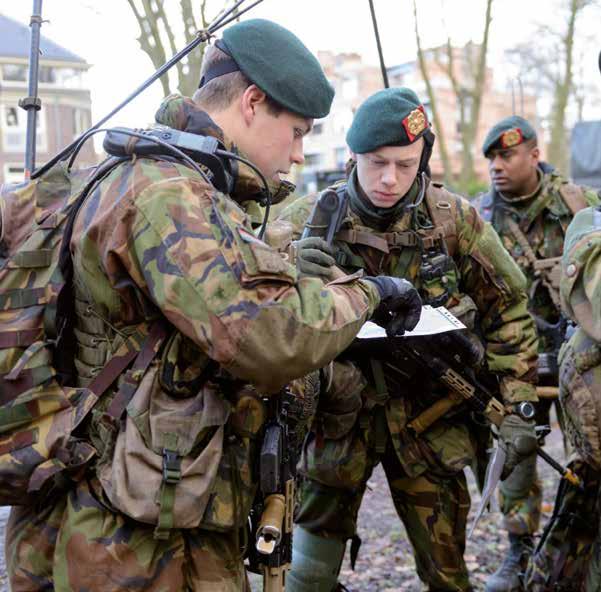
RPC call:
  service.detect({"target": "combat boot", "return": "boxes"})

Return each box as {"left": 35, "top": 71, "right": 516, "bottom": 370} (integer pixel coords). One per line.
{"left": 485, "top": 533, "right": 533, "bottom": 592}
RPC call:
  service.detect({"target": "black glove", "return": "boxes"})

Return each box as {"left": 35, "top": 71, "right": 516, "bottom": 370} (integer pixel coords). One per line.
{"left": 364, "top": 276, "right": 422, "bottom": 337}
{"left": 292, "top": 237, "right": 336, "bottom": 279}
{"left": 499, "top": 414, "right": 538, "bottom": 480}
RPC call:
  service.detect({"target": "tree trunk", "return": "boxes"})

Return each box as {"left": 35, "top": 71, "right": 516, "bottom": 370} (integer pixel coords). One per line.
{"left": 460, "top": 0, "right": 493, "bottom": 191}
{"left": 413, "top": 0, "right": 452, "bottom": 185}
{"left": 547, "top": 0, "right": 579, "bottom": 172}
{"left": 126, "top": 0, "right": 214, "bottom": 99}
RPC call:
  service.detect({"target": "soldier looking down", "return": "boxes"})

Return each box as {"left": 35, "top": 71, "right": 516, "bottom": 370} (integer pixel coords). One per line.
{"left": 277, "top": 87, "right": 539, "bottom": 592}
{"left": 4, "top": 19, "right": 423, "bottom": 592}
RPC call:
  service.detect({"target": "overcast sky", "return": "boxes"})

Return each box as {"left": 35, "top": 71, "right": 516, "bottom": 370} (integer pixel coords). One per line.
{"left": 2, "top": 0, "right": 600, "bottom": 131}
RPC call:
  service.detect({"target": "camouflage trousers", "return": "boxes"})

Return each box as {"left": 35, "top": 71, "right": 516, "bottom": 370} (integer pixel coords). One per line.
{"left": 6, "top": 477, "right": 250, "bottom": 592}
{"left": 525, "top": 461, "right": 601, "bottom": 592}
{"left": 296, "top": 433, "right": 473, "bottom": 591}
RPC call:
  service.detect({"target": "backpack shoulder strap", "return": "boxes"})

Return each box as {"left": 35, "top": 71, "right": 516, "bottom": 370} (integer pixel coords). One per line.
{"left": 559, "top": 182, "right": 588, "bottom": 215}
{"left": 424, "top": 182, "right": 459, "bottom": 257}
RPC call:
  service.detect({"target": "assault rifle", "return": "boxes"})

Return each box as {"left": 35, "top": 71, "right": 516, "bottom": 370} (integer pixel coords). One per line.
{"left": 247, "top": 390, "right": 301, "bottom": 591}
{"left": 347, "top": 326, "right": 580, "bottom": 484}
{"left": 347, "top": 324, "right": 580, "bottom": 533}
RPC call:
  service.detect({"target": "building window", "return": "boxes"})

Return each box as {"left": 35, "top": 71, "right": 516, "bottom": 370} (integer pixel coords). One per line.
{"left": 312, "top": 122, "right": 324, "bottom": 136}
{"left": 1, "top": 104, "right": 47, "bottom": 153}
{"left": 2, "top": 64, "right": 27, "bottom": 82}
{"left": 39, "top": 66, "right": 56, "bottom": 84}
{"left": 304, "top": 153, "right": 323, "bottom": 167}
{"left": 335, "top": 146, "right": 347, "bottom": 168}
{"left": 3, "top": 165, "right": 25, "bottom": 184}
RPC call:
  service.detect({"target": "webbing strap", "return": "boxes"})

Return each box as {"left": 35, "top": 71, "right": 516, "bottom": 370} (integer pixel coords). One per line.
{"left": 369, "top": 359, "right": 389, "bottom": 455}
{"left": 154, "top": 433, "right": 181, "bottom": 540}
{"left": 337, "top": 229, "right": 390, "bottom": 253}
{"left": 0, "top": 329, "right": 42, "bottom": 348}
{"left": 559, "top": 183, "right": 588, "bottom": 216}
{"left": 506, "top": 217, "right": 562, "bottom": 309}
{"left": 0, "top": 287, "right": 46, "bottom": 310}
{"left": 105, "top": 321, "right": 168, "bottom": 420}
{"left": 9, "top": 250, "right": 53, "bottom": 268}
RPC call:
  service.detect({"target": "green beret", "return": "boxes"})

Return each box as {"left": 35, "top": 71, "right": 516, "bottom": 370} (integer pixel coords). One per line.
{"left": 220, "top": 19, "right": 334, "bottom": 119}
{"left": 482, "top": 115, "right": 537, "bottom": 156}
{"left": 346, "top": 88, "right": 430, "bottom": 154}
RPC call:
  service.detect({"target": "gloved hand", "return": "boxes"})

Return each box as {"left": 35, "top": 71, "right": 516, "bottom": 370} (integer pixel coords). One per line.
{"left": 292, "top": 237, "right": 336, "bottom": 279}
{"left": 499, "top": 414, "right": 538, "bottom": 480}
{"left": 363, "top": 276, "right": 422, "bottom": 337}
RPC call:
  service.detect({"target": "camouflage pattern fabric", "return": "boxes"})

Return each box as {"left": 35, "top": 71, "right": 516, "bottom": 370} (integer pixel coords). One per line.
{"left": 525, "top": 206, "right": 601, "bottom": 591}
{"left": 560, "top": 206, "right": 601, "bottom": 343}
{"left": 6, "top": 496, "right": 67, "bottom": 592}
{"left": 476, "top": 169, "right": 599, "bottom": 351}
{"left": 295, "top": 434, "right": 472, "bottom": 591}
{"left": 524, "top": 461, "right": 600, "bottom": 592}
{"left": 476, "top": 170, "right": 599, "bottom": 538}
{"left": 279, "top": 174, "right": 537, "bottom": 590}
{"left": 6, "top": 95, "right": 381, "bottom": 590}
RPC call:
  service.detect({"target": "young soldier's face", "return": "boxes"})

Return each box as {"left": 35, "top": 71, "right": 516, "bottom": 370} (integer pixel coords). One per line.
{"left": 353, "top": 139, "right": 423, "bottom": 208}
{"left": 238, "top": 86, "right": 312, "bottom": 182}
{"left": 487, "top": 142, "right": 540, "bottom": 196}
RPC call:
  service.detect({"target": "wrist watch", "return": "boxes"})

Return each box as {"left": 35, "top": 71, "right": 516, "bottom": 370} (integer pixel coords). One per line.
{"left": 513, "top": 401, "right": 536, "bottom": 421}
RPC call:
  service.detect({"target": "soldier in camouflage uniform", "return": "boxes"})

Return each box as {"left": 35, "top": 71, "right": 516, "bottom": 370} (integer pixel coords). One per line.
{"left": 525, "top": 204, "right": 601, "bottom": 591}
{"left": 475, "top": 116, "right": 600, "bottom": 592}
{"left": 277, "top": 88, "right": 540, "bottom": 592}
{"left": 5, "top": 21, "right": 423, "bottom": 592}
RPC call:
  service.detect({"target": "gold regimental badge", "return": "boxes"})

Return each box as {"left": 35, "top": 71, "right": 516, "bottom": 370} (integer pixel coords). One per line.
{"left": 501, "top": 128, "right": 522, "bottom": 148}
{"left": 406, "top": 108, "right": 427, "bottom": 137}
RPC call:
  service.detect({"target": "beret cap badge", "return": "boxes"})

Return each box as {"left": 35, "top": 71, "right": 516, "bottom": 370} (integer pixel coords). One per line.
{"left": 403, "top": 106, "right": 427, "bottom": 141}
{"left": 500, "top": 128, "right": 523, "bottom": 148}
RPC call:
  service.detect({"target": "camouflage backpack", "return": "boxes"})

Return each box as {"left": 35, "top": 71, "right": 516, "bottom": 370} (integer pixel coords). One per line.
{"left": 0, "top": 157, "right": 159, "bottom": 505}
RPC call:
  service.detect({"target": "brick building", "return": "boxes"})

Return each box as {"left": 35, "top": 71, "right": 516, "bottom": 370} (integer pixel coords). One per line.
{"left": 0, "top": 13, "right": 95, "bottom": 184}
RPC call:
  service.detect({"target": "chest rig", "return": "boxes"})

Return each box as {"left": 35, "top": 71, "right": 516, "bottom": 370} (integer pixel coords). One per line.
{"left": 334, "top": 182, "right": 460, "bottom": 308}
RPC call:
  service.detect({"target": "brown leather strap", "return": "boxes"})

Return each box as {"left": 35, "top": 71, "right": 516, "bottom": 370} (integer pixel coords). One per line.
{"left": 424, "top": 186, "right": 458, "bottom": 256}
{"left": 0, "top": 329, "right": 42, "bottom": 348}
{"left": 559, "top": 183, "right": 588, "bottom": 215}
{"left": 506, "top": 217, "right": 562, "bottom": 308}
{"left": 337, "top": 229, "right": 390, "bottom": 253}
{"left": 105, "top": 321, "right": 168, "bottom": 419}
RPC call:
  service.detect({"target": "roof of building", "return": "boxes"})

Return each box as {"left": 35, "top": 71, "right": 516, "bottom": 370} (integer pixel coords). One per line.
{"left": 0, "top": 13, "right": 86, "bottom": 64}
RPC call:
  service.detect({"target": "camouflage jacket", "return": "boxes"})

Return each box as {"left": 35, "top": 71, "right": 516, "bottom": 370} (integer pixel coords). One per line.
{"left": 69, "top": 95, "right": 380, "bottom": 531}
{"left": 476, "top": 167, "right": 599, "bottom": 353}
{"left": 559, "top": 206, "right": 601, "bottom": 470}
{"left": 277, "top": 173, "right": 538, "bottom": 478}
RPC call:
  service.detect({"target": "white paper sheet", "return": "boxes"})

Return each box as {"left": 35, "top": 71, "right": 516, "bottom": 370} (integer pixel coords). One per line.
{"left": 357, "top": 306, "right": 466, "bottom": 339}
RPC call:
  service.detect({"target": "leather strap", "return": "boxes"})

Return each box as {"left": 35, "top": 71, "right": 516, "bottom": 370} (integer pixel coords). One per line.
{"left": 559, "top": 183, "right": 588, "bottom": 215}
{"left": 506, "top": 217, "right": 562, "bottom": 308}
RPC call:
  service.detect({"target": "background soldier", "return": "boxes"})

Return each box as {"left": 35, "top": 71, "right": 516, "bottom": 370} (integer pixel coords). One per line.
{"left": 277, "top": 88, "right": 539, "bottom": 592}
{"left": 476, "top": 116, "right": 600, "bottom": 592}
{"left": 526, "top": 204, "right": 601, "bottom": 590}
{"left": 4, "top": 20, "right": 423, "bottom": 592}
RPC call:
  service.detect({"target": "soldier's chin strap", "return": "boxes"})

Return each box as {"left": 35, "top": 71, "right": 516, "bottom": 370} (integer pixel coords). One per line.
{"left": 418, "top": 128, "right": 435, "bottom": 176}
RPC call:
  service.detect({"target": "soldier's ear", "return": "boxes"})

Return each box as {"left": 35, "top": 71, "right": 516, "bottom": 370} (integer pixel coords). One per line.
{"left": 530, "top": 145, "right": 540, "bottom": 163}
{"left": 240, "top": 84, "right": 267, "bottom": 125}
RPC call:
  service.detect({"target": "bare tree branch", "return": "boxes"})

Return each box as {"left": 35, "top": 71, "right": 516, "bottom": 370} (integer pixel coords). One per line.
{"left": 413, "top": 0, "right": 452, "bottom": 185}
